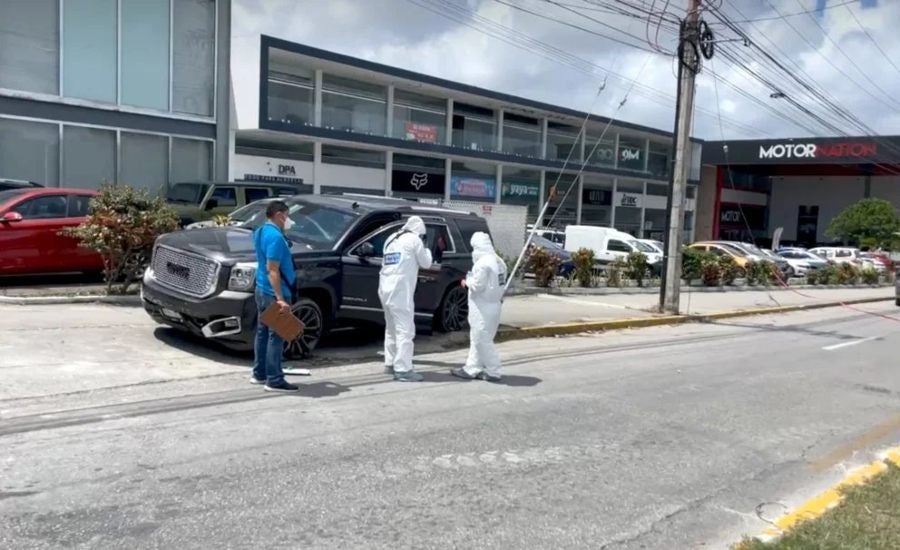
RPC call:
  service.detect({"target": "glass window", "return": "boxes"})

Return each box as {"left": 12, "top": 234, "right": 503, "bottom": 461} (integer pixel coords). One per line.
{"left": 166, "top": 182, "right": 208, "bottom": 204}
{"left": 0, "top": 118, "right": 59, "bottom": 186}
{"left": 120, "top": 132, "right": 168, "bottom": 193}
{"left": 0, "top": 0, "right": 59, "bottom": 94}
{"left": 173, "top": 0, "right": 216, "bottom": 116}
{"left": 452, "top": 103, "right": 495, "bottom": 152}
{"left": 392, "top": 154, "right": 446, "bottom": 199}
{"left": 686, "top": 185, "right": 697, "bottom": 199}
{"left": 581, "top": 177, "right": 613, "bottom": 226}
{"left": 321, "top": 145, "right": 386, "bottom": 169}
{"left": 267, "top": 49, "right": 314, "bottom": 126}
{"left": 321, "top": 74, "right": 386, "bottom": 135}
{"left": 502, "top": 113, "right": 541, "bottom": 157}
{"left": 614, "top": 206, "right": 642, "bottom": 237}
{"left": 68, "top": 194, "right": 92, "bottom": 217}
{"left": 278, "top": 202, "right": 358, "bottom": 250}
{"left": 245, "top": 188, "right": 271, "bottom": 203}
{"left": 501, "top": 168, "right": 541, "bottom": 223}
{"left": 13, "top": 195, "right": 68, "bottom": 219}
{"left": 546, "top": 122, "right": 580, "bottom": 161}
{"left": 648, "top": 141, "right": 671, "bottom": 179}
{"left": 617, "top": 180, "right": 644, "bottom": 193}
{"left": 608, "top": 240, "right": 632, "bottom": 253}
{"left": 63, "top": 0, "right": 117, "bottom": 103}
{"left": 425, "top": 224, "right": 454, "bottom": 256}
{"left": 617, "top": 136, "right": 646, "bottom": 171}
{"left": 646, "top": 183, "right": 668, "bottom": 196}
{"left": 209, "top": 186, "right": 237, "bottom": 207}
{"left": 451, "top": 160, "right": 496, "bottom": 203}
{"left": 235, "top": 137, "right": 314, "bottom": 162}
{"left": 63, "top": 126, "right": 115, "bottom": 188}
{"left": 545, "top": 172, "right": 578, "bottom": 228}
{"left": 393, "top": 89, "right": 446, "bottom": 144}
{"left": 121, "top": 0, "right": 169, "bottom": 110}
{"left": 171, "top": 138, "right": 212, "bottom": 183}
{"left": 585, "top": 124, "right": 615, "bottom": 167}
{"left": 644, "top": 209, "right": 666, "bottom": 239}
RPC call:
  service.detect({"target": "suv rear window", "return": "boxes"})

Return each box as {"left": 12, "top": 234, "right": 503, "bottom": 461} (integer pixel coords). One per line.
{"left": 454, "top": 216, "right": 490, "bottom": 252}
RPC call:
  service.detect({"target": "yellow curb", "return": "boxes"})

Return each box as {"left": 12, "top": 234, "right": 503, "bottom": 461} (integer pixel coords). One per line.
{"left": 760, "top": 445, "right": 900, "bottom": 540}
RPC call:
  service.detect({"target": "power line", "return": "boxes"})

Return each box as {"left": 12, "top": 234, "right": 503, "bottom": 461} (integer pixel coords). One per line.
{"left": 843, "top": 3, "right": 900, "bottom": 78}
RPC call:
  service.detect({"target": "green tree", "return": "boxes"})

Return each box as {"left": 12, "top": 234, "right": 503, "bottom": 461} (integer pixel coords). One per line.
{"left": 826, "top": 198, "right": 900, "bottom": 249}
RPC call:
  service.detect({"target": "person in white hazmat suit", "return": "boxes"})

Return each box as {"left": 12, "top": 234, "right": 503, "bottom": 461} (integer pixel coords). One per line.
{"left": 378, "top": 216, "right": 433, "bottom": 382}
{"left": 451, "top": 232, "right": 507, "bottom": 383}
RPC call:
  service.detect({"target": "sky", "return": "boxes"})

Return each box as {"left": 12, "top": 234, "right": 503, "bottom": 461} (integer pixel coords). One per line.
{"left": 231, "top": 0, "right": 900, "bottom": 140}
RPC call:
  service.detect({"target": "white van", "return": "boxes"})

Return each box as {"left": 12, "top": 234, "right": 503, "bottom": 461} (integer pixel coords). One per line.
{"left": 564, "top": 225, "right": 663, "bottom": 271}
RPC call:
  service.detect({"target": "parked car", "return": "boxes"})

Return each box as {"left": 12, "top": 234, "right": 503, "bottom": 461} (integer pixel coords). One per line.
{"left": 184, "top": 198, "right": 276, "bottom": 230}
{"left": 166, "top": 181, "right": 302, "bottom": 227}
{"left": 809, "top": 247, "right": 880, "bottom": 270}
{"left": 141, "top": 194, "right": 489, "bottom": 357}
{"left": 776, "top": 248, "right": 828, "bottom": 275}
{"left": 564, "top": 225, "right": 663, "bottom": 274}
{"left": 0, "top": 188, "right": 102, "bottom": 276}
{"left": 529, "top": 234, "right": 575, "bottom": 277}
{"left": 0, "top": 178, "right": 43, "bottom": 192}
{"left": 715, "top": 241, "right": 792, "bottom": 277}
{"left": 688, "top": 241, "right": 753, "bottom": 268}
{"left": 859, "top": 252, "right": 890, "bottom": 272}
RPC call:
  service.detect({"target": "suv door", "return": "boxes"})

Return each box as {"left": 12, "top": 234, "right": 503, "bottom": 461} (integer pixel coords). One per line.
{"left": 414, "top": 223, "right": 456, "bottom": 317}
{"left": 341, "top": 221, "right": 403, "bottom": 323}
{"left": 202, "top": 185, "right": 238, "bottom": 219}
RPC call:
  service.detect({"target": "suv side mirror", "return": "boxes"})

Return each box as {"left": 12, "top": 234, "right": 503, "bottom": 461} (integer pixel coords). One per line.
{"left": 357, "top": 242, "right": 375, "bottom": 258}
{"left": 1, "top": 211, "right": 23, "bottom": 223}
{"left": 205, "top": 199, "right": 219, "bottom": 211}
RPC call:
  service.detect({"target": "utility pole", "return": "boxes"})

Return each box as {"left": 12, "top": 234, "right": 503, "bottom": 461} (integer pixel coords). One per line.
{"left": 659, "top": 0, "right": 708, "bottom": 314}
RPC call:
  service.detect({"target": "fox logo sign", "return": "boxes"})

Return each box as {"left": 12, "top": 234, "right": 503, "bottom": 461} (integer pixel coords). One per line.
{"left": 409, "top": 173, "right": 428, "bottom": 191}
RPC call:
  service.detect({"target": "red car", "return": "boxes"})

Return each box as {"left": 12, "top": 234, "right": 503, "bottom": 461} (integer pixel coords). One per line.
{"left": 0, "top": 188, "right": 103, "bottom": 276}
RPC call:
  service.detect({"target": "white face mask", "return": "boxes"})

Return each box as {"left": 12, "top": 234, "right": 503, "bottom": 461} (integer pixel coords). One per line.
{"left": 282, "top": 216, "right": 295, "bottom": 231}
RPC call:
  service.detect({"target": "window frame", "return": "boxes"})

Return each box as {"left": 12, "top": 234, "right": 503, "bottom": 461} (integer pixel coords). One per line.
{"left": 12, "top": 194, "right": 70, "bottom": 220}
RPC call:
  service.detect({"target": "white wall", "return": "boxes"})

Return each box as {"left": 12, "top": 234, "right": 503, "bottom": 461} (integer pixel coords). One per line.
{"left": 870, "top": 176, "right": 900, "bottom": 207}
{"left": 317, "top": 163, "right": 386, "bottom": 191}
{"left": 768, "top": 175, "right": 865, "bottom": 242}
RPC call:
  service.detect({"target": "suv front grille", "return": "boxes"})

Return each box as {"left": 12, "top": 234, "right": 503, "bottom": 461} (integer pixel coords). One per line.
{"left": 151, "top": 246, "right": 220, "bottom": 298}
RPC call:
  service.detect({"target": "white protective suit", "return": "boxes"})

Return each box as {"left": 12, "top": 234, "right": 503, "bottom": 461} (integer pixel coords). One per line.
{"left": 463, "top": 232, "right": 507, "bottom": 378}
{"left": 378, "top": 216, "right": 433, "bottom": 373}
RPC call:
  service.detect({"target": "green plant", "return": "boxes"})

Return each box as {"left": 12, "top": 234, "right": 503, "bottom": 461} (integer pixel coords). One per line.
{"left": 861, "top": 267, "right": 880, "bottom": 284}
{"left": 700, "top": 259, "right": 722, "bottom": 286}
{"left": 805, "top": 269, "right": 819, "bottom": 285}
{"left": 835, "top": 262, "right": 861, "bottom": 285}
{"left": 826, "top": 198, "right": 900, "bottom": 249}
{"left": 681, "top": 247, "right": 709, "bottom": 280}
{"left": 625, "top": 252, "right": 649, "bottom": 287}
{"left": 571, "top": 247, "right": 595, "bottom": 288}
{"left": 606, "top": 259, "right": 626, "bottom": 288}
{"left": 745, "top": 260, "right": 776, "bottom": 286}
{"left": 211, "top": 213, "right": 231, "bottom": 226}
{"left": 526, "top": 245, "right": 561, "bottom": 288}
{"left": 717, "top": 255, "right": 744, "bottom": 285}
{"left": 63, "top": 183, "right": 178, "bottom": 294}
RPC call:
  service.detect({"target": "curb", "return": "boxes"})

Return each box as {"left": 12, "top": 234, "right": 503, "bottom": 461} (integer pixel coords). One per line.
{"left": 506, "top": 283, "right": 892, "bottom": 297}
{"left": 0, "top": 294, "right": 141, "bottom": 306}
{"left": 496, "top": 296, "right": 893, "bottom": 342}
{"left": 754, "top": 445, "right": 900, "bottom": 543}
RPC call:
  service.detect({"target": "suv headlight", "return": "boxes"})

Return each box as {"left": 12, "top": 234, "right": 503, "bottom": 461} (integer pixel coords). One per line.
{"left": 228, "top": 262, "right": 257, "bottom": 292}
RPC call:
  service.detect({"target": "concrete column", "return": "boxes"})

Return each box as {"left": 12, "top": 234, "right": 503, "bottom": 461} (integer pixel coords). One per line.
{"left": 444, "top": 158, "right": 452, "bottom": 202}
{"left": 445, "top": 98, "right": 454, "bottom": 146}
{"left": 496, "top": 109, "right": 504, "bottom": 153}
{"left": 314, "top": 70, "right": 323, "bottom": 126}
{"left": 312, "top": 141, "right": 322, "bottom": 194}
{"left": 386, "top": 85, "right": 394, "bottom": 138}
{"left": 610, "top": 178, "right": 618, "bottom": 227}
{"left": 576, "top": 174, "right": 584, "bottom": 224}
{"left": 541, "top": 118, "right": 548, "bottom": 159}
{"left": 385, "top": 151, "right": 393, "bottom": 197}
{"left": 495, "top": 164, "right": 502, "bottom": 205}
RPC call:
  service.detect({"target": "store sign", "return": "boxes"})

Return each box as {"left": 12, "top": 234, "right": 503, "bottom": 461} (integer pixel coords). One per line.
{"left": 234, "top": 154, "right": 308, "bottom": 184}
{"left": 620, "top": 148, "right": 642, "bottom": 162}
{"left": 391, "top": 169, "right": 445, "bottom": 195}
{"left": 718, "top": 203, "right": 766, "bottom": 230}
{"left": 451, "top": 176, "right": 496, "bottom": 200}
{"left": 582, "top": 188, "right": 611, "bottom": 205}
{"left": 615, "top": 191, "right": 642, "bottom": 208}
{"left": 758, "top": 142, "right": 878, "bottom": 160}
{"left": 502, "top": 181, "right": 540, "bottom": 199}
{"left": 404, "top": 122, "right": 439, "bottom": 143}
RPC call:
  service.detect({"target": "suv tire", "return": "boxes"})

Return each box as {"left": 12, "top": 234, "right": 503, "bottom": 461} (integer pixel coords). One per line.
{"left": 436, "top": 284, "right": 469, "bottom": 332}
{"left": 283, "top": 298, "right": 324, "bottom": 359}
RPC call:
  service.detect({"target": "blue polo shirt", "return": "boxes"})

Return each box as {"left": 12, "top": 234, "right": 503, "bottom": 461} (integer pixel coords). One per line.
{"left": 254, "top": 222, "right": 295, "bottom": 299}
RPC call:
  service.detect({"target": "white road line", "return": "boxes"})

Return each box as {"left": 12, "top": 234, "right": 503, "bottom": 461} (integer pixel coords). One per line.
{"left": 535, "top": 294, "right": 632, "bottom": 310}
{"left": 822, "top": 336, "right": 878, "bottom": 351}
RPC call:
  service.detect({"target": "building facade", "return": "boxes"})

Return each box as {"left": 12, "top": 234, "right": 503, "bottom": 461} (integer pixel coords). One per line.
{"left": 698, "top": 136, "right": 900, "bottom": 247}
{"left": 0, "top": 0, "right": 231, "bottom": 193}
{"left": 232, "top": 35, "right": 702, "bottom": 241}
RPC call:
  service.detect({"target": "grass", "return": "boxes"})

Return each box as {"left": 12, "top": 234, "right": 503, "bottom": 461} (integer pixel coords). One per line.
{"left": 736, "top": 461, "right": 900, "bottom": 550}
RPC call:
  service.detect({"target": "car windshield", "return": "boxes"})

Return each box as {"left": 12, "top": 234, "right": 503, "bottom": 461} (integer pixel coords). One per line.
{"left": 229, "top": 200, "right": 271, "bottom": 224}
{"left": 531, "top": 235, "right": 562, "bottom": 249}
{"left": 719, "top": 243, "right": 750, "bottom": 256}
{"left": 634, "top": 241, "right": 657, "bottom": 253}
{"left": 249, "top": 202, "right": 359, "bottom": 250}
{"left": 0, "top": 189, "right": 27, "bottom": 205}
{"left": 166, "top": 183, "right": 209, "bottom": 204}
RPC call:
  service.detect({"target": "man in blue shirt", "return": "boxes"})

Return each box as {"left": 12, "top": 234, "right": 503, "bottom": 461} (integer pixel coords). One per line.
{"left": 251, "top": 200, "right": 299, "bottom": 392}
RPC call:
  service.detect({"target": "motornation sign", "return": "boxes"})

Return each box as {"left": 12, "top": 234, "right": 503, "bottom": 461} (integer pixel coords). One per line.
{"left": 759, "top": 142, "right": 878, "bottom": 160}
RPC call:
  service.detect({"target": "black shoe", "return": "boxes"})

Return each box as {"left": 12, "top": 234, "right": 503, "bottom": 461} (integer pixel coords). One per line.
{"left": 264, "top": 381, "right": 300, "bottom": 393}
{"left": 450, "top": 367, "right": 478, "bottom": 380}
{"left": 478, "top": 372, "right": 503, "bottom": 383}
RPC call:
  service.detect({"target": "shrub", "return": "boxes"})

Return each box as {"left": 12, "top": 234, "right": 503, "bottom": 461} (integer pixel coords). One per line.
{"left": 835, "top": 263, "right": 860, "bottom": 285}
{"left": 717, "top": 255, "right": 744, "bottom": 285}
{"left": 571, "top": 247, "right": 595, "bottom": 288}
{"left": 606, "top": 258, "right": 626, "bottom": 288}
{"left": 527, "top": 245, "right": 561, "bottom": 288}
{"left": 625, "top": 252, "right": 649, "bottom": 287}
{"left": 805, "top": 269, "right": 819, "bottom": 285}
{"left": 861, "top": 267, "right": 880, "bottom": 284}
{"left": 63, "top": 184, "right": 179, "bottom": 294}
{"left": 701, "top": 259, "right": 722, "bottom": 286}
{"left": 681, "top": 247, "right": 708, "bottom": 280}
{"left": 746, "top": 261, "right": 776, "bottom": 286}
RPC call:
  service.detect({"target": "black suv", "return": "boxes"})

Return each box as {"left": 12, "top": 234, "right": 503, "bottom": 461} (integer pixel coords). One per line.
{"left": 141, "top": 194, "right": 489, "bottom": 356}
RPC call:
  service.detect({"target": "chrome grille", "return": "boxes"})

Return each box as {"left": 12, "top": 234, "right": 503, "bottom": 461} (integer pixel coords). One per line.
{"left": 151, "top": 246, "right": 219, "bottom": 298}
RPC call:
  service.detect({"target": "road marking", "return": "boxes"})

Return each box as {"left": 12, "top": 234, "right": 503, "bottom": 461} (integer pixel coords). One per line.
{"left": 822, "top": 336, "right": 878, "bottom": 351}
{"left": 535, "top": 294, "right": 632, "bottom": 310}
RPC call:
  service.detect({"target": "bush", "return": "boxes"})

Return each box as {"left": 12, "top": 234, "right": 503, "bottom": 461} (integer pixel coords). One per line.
{"left": 717, "top": 255, "right": 744, "bottom": 285}
{"left": 861, "top": 267, "right": 880, "bottom": 284}
{"left": 527, "top": 245, "right": 562, "bottom": 288}
{"left": 805, "top": 269, "right": 819, "bottom": 285}
{"left": 625, "top": 252, "right": 649, "bottom": 287}
{"left": 63, "top": 184, "right": 179, "bottom": 294}
{"left": 835, "top": 263, "right": 861, "bottom": 285}
{"left": 681, "top": 247, "right": 708, "bottom": 280}
{"left": 745, "top": 260, "right": 776, "bottom": 286}
{"left": 606, "top": 259, "right": 626, "bottom": 288}
{"left": 571, "top": 247, "right": 595, "bottom": 288}
{"left": 701, "top": 259, "right": 722, "bottom": 286}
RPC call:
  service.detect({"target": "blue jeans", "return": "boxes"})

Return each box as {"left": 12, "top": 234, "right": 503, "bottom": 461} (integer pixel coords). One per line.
{"left": 253, "top": 291, "right": 285, "bottom": 385}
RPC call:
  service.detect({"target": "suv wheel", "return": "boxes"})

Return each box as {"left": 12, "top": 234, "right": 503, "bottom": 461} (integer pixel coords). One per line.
{"left": 283, "top": 298, "right": 324, "bottom": 359}
{"left": 436, "top": 285, "right": 469, "bottom": 332}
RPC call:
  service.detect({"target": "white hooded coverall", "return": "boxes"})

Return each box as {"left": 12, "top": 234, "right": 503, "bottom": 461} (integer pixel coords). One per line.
{"left": 464, "top": 232, "right": 507, "bottom": 378}
{"left": 378, "top": 216, "right": 433, "bottom": 373}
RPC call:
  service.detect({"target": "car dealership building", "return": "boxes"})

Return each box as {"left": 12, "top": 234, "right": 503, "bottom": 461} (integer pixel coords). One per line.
{"left": 230, "top": 35, "right": 702, "bottom": 242}
{"left": 696, "top": 136, "right": 900, "bottom": 247}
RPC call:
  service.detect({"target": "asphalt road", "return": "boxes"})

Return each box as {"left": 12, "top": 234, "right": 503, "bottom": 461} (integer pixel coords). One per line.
{"left": 2, "top": 304, "right": 900, "bottom": 549}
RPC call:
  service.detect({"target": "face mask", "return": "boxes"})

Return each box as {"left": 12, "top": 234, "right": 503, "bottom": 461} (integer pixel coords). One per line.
{"left": 283, "top": 216, "right": 295, "bottom": 231}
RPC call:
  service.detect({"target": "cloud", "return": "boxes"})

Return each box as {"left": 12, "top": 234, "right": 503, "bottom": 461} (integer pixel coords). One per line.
{"left": 232, "top": 0, "right": 900, "bottom": 140}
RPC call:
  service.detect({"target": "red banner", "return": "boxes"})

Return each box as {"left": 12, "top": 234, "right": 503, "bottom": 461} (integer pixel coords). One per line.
{"left": 404, "top": 122, "right": 438, "bottom": 143}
